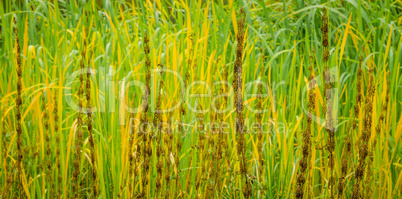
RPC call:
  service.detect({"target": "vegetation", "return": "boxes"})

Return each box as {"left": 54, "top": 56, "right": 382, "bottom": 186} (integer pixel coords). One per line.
{"left": 1, "top": 0, "right": 401, "bottom": 198}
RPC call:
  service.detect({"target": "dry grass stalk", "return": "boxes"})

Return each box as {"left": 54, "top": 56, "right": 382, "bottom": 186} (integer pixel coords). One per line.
{"left": 195, "top": 104, "right": 205, "bottom": 198}
{"left": 86, "top": 51, "right": 98, "bottom": 198}
{"left": 72, "top": 28, "right": 87, "bottom": 199}
{"left": 184, "top": 33, "right": 195, "bottom": 195}
{"left": 305, "top": 49, "right": 316, "bottom": 186}
{"left": 139, "top": 31, "right": 152, "bottom": 198}
{"left": 153, "top": 64, "right": 164, "bottom": 198}
{"left": 257, "top": 48, "right": 265, "bottom": 190}
{"left": 14, "top": 18, "right": 25, "bottom": 198}
{"left": 215, "top": 89, "right": 225, "bottom": 195}
{"left": 363, "top": 74, "right": 390, "bottom": 198}
{"left": 371, "top": 76, "right": 389, "bottom": 154}
{"left": 221, "top": 64, "right": 231, "bottom": 170}
{"left": 321, "top": 8, "right": 329, "bottom": 117}
{"left": 208, "top": 123, "right": 216, "bottom": 198}
{"left": 338, "top": 54, "right": 363, "bottom": 198}
{"left": 194, "top": 94, "right": 205, "bottom": 197}
{"left": 1, "top": 103, "right": 5, "bottom": 197}
{"left": 54, "top": 91, "right": 61, "bottom": 198}
{"left": 42, "top": 91, "right": 54, "bottom": 198}
{"left": 326, "top": 83, "right": 335, "bottom": 199}
{"left": 352, "top": 68, "right": 375, "bottom": 199}
{"left": 128, "top": 100, "right": 136, "bottom": 199}
{"left": 1, "top": 102, "right": 11, "bottom": 199}
{"left": 233, "top": 8, "right": 251, "bottom": 198}
{"left": 207, "top": 58, "right": 223, "bottom": 198}
{"left": 321, "top": 7, "right": 336, "bottom": 198}
{"left": 154, "top": 64, "right": 172, "bottom": 199}
{"left": 164, "top": 112, "right": 173, "bottom": 199}
{"left": 206, "top": 89, "right": 218, "bottom": 198}
{"left": 154, "top": 102, "right": 163, "bottom": 197}
{"left": 176, "top": 94, "right": 185, "bottom": 198}
{"left": 296, "top": 54, "right": 315, "bottom": 199}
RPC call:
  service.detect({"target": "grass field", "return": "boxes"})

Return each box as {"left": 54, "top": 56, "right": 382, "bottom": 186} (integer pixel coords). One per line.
{"left": 1, "top": 0, "right": 402, "bottom": 198}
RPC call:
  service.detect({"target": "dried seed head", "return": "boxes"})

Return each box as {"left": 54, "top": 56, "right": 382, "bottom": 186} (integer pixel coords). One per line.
{"left": 234, "top": 10, "right": 249, "bottom": 192}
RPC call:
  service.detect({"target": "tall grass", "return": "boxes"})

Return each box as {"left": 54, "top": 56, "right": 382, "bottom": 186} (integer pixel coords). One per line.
{"left": 233, "top": 8, "right": 251, "bottom": 199}
{"left": 0, "top": 1, "right": 401, "bottom": 199}
{"left": 13, "top": 16, "right": 24, "bottom": 198}
{"left": 54, "top": 91, "right": 61, "bottom": 198}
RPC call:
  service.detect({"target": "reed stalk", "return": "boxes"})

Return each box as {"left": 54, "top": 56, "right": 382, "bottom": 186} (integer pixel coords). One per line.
{"left": 152, "top": 64, "right": 163, "bottom": 198}
{"left": 208, "top": 58, "right": 223, "bottom": 198}
{"left": 128, "top": 100, "right": 136, "bottom": 199}
{"left": 193, "top": 40, "right": 205, "bottom": 198}
{"left": 1, "top": 101, "right": 10, "bottom": 199}
{"left": 139, "top": 31, "right": 152, "bottom": 198}
{"left": 72, "top": 28, "right": 87, "bottom": 199}
{"left": 257, "top": 49, "right": 265, "bottom": 192}
{"left": 175, "top": 92, "right": 185, "bottom": 198}
{"left": 222, "top": 64, "right": 230, "bottom": 170}
{"left": 364, "top": 74, "right": 390, "bottom": 198}
{"left": 321, "top": 8, "right": 329, "bottom": 117}
{"left": 86, "top": 51, "right": 98, "bottom": 198}
{"left": 192, "top": 48, "right": 203, "bottom": 196}
{"left": 195, "top": 104, "right": 205, "bottom": 198}
{"left": 215, "top": 87, "right": 225, "bottom": 195}
{"left": 184, "top": 33, "right": 194, "bottom": 195}
{"left": 14, "top": 18, "right": 25, "bottom": 198}
{"left": 42, "top": 91, "right": 54, "bottom": 198}
{"left": 233, "top": 8, "right": 251, "bottom": 198}
{"left": 54, "top": 91, "right": 61, "bottom": 198}
{"left": 321, "top": 7, "right": 336, "bottom": 198}
{"left": 352, "top": 68, "right": 375, "bottom": 199}
{"left": 164, "top": 112, "right": 173, "bottom": 199}
{"left": 206, "top": 90, "right": 217, "bottom": 198}
{"left": 296, "top": 54, "right": 315, "bottom": 199}
{"left": 338, "top": 54, "right": 363, "bottom": 198}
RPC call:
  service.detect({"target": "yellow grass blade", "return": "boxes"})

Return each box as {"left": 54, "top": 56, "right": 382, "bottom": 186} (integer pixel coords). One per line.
{"left": 339, "top": 13, "right": 352, "bottom": 66}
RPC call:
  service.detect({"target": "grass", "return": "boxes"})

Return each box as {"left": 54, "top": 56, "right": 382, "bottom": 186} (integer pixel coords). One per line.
{"left": 1, "top": 0, "right": 402, "bottom": 198}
